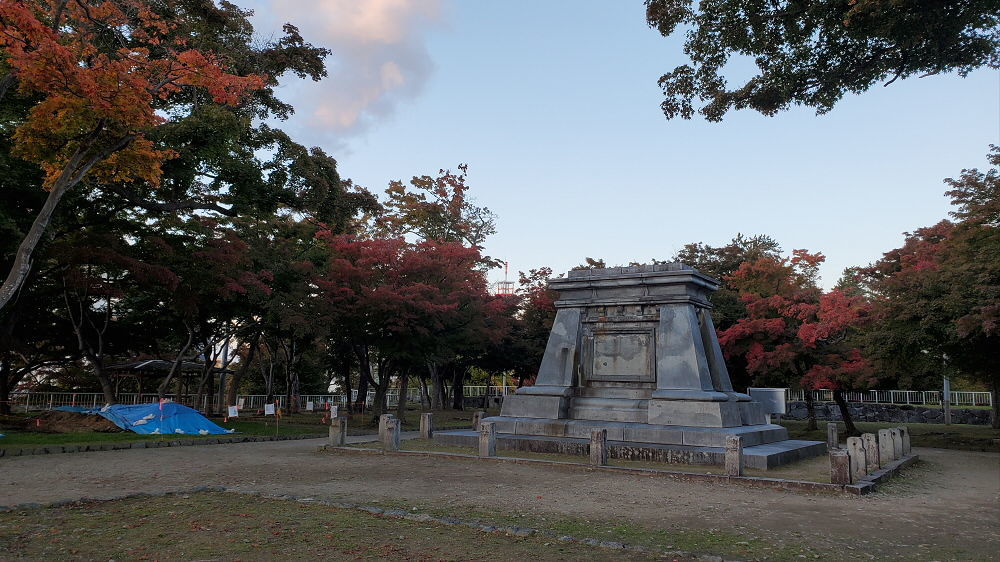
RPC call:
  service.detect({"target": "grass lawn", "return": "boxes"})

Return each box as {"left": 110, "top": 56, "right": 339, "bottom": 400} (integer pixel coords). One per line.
{"left": 0, "top": 492, "right": 668, "bottom": 561}
{"left": 0, "top": 417, "right": 321, "bottom": 449}
{"left": 348, "top": 438, "right": 834, "bottom": 482}
{"left": 780, "top": 419, "right": 1000, "bottom": 452}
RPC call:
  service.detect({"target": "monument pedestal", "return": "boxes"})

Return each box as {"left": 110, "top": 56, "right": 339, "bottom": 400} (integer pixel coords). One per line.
{"left": 437, "top": 264, "right": 822, "bottom": 469}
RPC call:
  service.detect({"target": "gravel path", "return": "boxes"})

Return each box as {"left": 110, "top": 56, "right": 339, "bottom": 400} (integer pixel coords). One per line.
{"left": 1, "top": 439, "right": 997, "bottom": 559}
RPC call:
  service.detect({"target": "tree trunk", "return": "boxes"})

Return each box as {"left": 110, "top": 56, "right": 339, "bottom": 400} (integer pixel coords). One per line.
{"left": 451, "top": 366, "right": 465, "bottom": 410}
{"left": 833, "top": 389, "right": 859, "bottom": 436}
{"left": 226, "top": 332, "right": 260, "bottom": 407}
{"left": 804, "top": 388, "right": 818, "bottom": 431}
{"left": 419, "top": 374, "right": 430, "bottom": 409}
{"left": 428, "top": 362, "right": 443, "bottom": 410}
{"left": 0, "top": 361, "right": 10, "bottom": 415}
{"left": 96, "top": 364, "right": 116, "bottom": 405}
{"left": 395, "top": 368, "right": 409, "bottom": 421}
{"left": 991, "top": 376, "right": 999, "bottom": 430}
{"left": 354, "top": 345, "right": 373, "bottom": 412}
{"left": 338, "top": 353, "right": 353, "bottom": 414}
{"left": 157, "top": 323, "right": 194, "bottom": 399}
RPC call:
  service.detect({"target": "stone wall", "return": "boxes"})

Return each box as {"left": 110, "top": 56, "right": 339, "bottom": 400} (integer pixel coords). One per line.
{"left": 783, "top": 401, "right": 992, "bottom": 426}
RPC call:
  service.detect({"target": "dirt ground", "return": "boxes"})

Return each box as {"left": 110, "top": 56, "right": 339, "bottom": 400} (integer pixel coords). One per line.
{"left": 1, "top": 439, "right": 997, "bottom": 560}
{"left": 0, "top": 411, "right": 121, "bottom": 433}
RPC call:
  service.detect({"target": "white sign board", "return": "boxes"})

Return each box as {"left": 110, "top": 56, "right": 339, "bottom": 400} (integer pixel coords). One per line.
{"left": 748, "top": 387, "right": 788, "bottom": 414}
{"left": 237, "top": 398, "right": 245, "bottom": 409}
{"left": 264, "top": 403, "right": 276, "bottom": 415}
{"left": 330, "top": 405, "right": 338, "bottom": 418}
{"left": 227, "top": 405, "right": 239, "bottom": 418}
{"left": 306, "top": 401, "right": 314, "bottom": 411}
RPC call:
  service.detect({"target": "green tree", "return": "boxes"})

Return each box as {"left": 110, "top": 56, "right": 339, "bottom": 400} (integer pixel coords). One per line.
{"left": 645, "top": 0, "right": 1000, "bottom": 120}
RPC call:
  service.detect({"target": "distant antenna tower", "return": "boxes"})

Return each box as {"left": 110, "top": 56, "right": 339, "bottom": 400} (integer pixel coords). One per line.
{"left": 493, "top": 261, "right": 515, "bottom": 296}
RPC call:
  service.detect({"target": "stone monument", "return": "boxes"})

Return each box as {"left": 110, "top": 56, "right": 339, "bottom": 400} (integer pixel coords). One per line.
{"left": 435, "top": 263, "right": 824, "bottom": 468}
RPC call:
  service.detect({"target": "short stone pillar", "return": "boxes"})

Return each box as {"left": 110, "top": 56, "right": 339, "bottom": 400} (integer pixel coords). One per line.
{"left": 329, "top": 416, "right": 347, "bottom": 446}
{"left": 846, "top": 436, "right": 867, "bottom": 482}
{"left": 419, "top": 412, "right": 434, "bottom": 439}
{"left": 889, "top": 428, "right": 903, "bottom": 459}
{"left": 826, "top": 421, "right": 839, "bottom": 450}
{"left": 878, "top": 429, "right": 895, "bottom": 463}
{"left": 479, "top": 421, "right": 496, "bottom": 457}
{"left": 472, "top": 410, "right": 487, "bottom": 431}
{"left": 589, "top": 428, "right": 608, "bottom": 466}
{"left": 383, "top": 417, "right": 401, "bottom": 451}
{"left": 830, "top": 448, "right": 851, "bottom": 485}
{"left": 899, "top": 426, "right": 911, "bottom": 455}
{"left": 861, "top": 433, "right": 880, "bottom": 472}
{"left": 725, "top": 435, "right": 743, "bottom": 477}
{"left": 378, "top": 413, "right": 395, "bottom": 443}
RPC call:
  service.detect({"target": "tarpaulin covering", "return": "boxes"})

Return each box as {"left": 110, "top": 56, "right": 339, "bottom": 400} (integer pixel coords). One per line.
{"left": 56, "top": 403, "right": 234, "bottom": 435}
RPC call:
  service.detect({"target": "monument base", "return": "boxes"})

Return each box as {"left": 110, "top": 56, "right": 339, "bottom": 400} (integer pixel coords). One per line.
{"left": 433, "top": 430, "right": 825, "bottom": 470}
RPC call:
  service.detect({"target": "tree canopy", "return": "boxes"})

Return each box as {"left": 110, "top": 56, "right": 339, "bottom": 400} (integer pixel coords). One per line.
{"left": 645, "top": 0, "right": 1000, "bottom": 120}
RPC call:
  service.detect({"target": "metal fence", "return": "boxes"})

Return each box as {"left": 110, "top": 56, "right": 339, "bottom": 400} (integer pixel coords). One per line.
{"left": 786, "top": 389, "right": 992, "bottom": 407}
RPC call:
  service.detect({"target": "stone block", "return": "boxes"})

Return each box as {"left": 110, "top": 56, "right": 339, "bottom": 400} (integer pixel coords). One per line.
{"left": 513, "top": 418, "right": 566, "bottom": 437}
{"left": 725, "top": 435, "right": 743, "bottom": 477}
{"left": 500, "top": 394, "right": 569, "bottom": 419}
{"left": 378, "top": 414, "right": 394, "bottom": 444}
{"left": 830, "top": 449, "right": 851, "bottom": 485}
{"left": 899, "top": 426, "right": 911, "bottom": 455}
{"left": 329, "top": 416, "right": 347, "bottom": 446}
{"left": 472, "top": 410, "right": 487, "bottom": 431}
{"left": 862, "top": 433, "right": 879, "bottom": 472}
{"left": 827, "top": 422, "right": 839, "bottom": 450}
{"left": 738, "top": 401, "right": 768, "bottom": 425}
{"left": 622, "top": 425, "right": 684, "bottom": 445}
{"left": 647, "top": 399, "right": 742, "bottom": 427}
{"left": 479, "top": 422, "right": 496, "bottom": 457}
{"left": 419, "top": 413, "right": 434, "bottom": 439}
{"left": 889, "top": 428, "right": 903, "bottom": 459}
{"left": 878, "top": 429, "right": 895, "bottom": 463}
{"left": 383, "top": 418, "right": 401, "bottom": 452}
{"left": 846, "top": 437, "right": 867, "bottom": 482}
{"left": 590, "top": 428, "right": 608, "bottom": 466}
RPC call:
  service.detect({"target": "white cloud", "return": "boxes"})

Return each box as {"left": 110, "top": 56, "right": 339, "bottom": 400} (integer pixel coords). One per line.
{"left": 260, "top": 0, "right": 444, "bottom": 138}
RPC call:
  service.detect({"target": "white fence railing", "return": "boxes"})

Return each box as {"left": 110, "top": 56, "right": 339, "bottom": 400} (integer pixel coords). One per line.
{"left": 786, "top": 389, "right": 992, "bottom": 407}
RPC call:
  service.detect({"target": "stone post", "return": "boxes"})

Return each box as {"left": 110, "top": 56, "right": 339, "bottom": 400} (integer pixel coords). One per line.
{"left": 472, "top": 410, "right": 487, "bottom": 431}
{"left": 878, "top": 429, "right": 895, "bottom": 463}
{"left": 725, "top": 435, "right": 743, "bottom": 477}
{"left": 826, "top": 421, "right": 839, "bottom": 450}
{"left": 589, "top": 428, "right": 608, "bottom": 466}
{"left": 846, "top": 436, "right": 867, "bottom": 482}
{"left": 479, "top": 421, "right": 496, "bottom": 457}
{"left": 829, "top": 449, "right": 851, "bottom": 485}
{"left": 889, "top": 428, "right": 903, "bottom": 459}
{"left": 419, "top": 412, "right": 434, "bottom": 440}
{"left": 899, "top": 426, "right": 911, "bottom": 455}
{"left": 328, "top": 416, "right": 347, "bottom": 447}
{"left": 861, "top": 433, "right": 879, "bottom": 472}
{"left": 383, "top": 417, "right": 401, "bottom": 452}
{"left": 378, "top": 413, "right": 395, "bottom": 444}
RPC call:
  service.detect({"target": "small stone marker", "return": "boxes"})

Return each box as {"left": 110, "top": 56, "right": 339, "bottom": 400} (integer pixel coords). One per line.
{"left": 725, "top": 435, "right": 743, "bottom": 477}
{"left": 419, "top": 412, "right": 434, "bottom": 439}
{"left": 862, "top": 433, "right": 880, "bottom": 472}
{"left": 329, "top": 416, "right": 347, "bottom": 447}
{"left": 383, "top": 417, "right": 401, "bottom": 451}
{"left": 479, "top": 421, "right": 496, "bottom": 457}
{"left": 878, "top": 429, "right": 895, "bottom": 463}
{"left": 378, "top": 414, "right": 394, "bottom": 443}
{"left": 899, "top": 426, "right": 911, "bottom": 455}
{"left": 589, "top": 428, "right": 608, "bottom": 466}
{"left": 846, "top": 436, "right": 867, "bottom": 482}
{"left": 829, "top": 448, "right": 851, "bottom": 485}
{"left": 890, "top": 428, "right": 903, "bottom": 459}
{"left": 827, "top": 421, "right": 839, "bottom": 450}
{"left": 472, "top": 410, "right": 487, "bottom": 431}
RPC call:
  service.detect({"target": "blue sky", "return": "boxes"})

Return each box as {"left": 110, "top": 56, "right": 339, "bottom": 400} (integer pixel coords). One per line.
{"left": 248, "top": 1, "right": 999, "bottom": 288}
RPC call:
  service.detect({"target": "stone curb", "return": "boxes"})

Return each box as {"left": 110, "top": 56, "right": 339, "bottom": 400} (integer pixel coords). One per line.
{"left": 0, "top": 487, "right": 728, "bottom": 561}
{"left": 0, "top": 433, "right": 326, "bottom": 458}
{"left": 855, "top": 454, "right": 920, "bottom": 489}
{"left": 326, "top": 445, "right": 889, "bottom": 496}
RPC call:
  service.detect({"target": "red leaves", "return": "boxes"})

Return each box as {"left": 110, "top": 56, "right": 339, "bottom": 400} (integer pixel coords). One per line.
{"left": 0, "top": 0, "right": 265, "bottom": 188}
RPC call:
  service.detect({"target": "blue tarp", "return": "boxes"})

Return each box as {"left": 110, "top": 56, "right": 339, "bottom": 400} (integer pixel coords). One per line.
{"left": 55, "top": 403, "right": 234, "bottom": 435}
